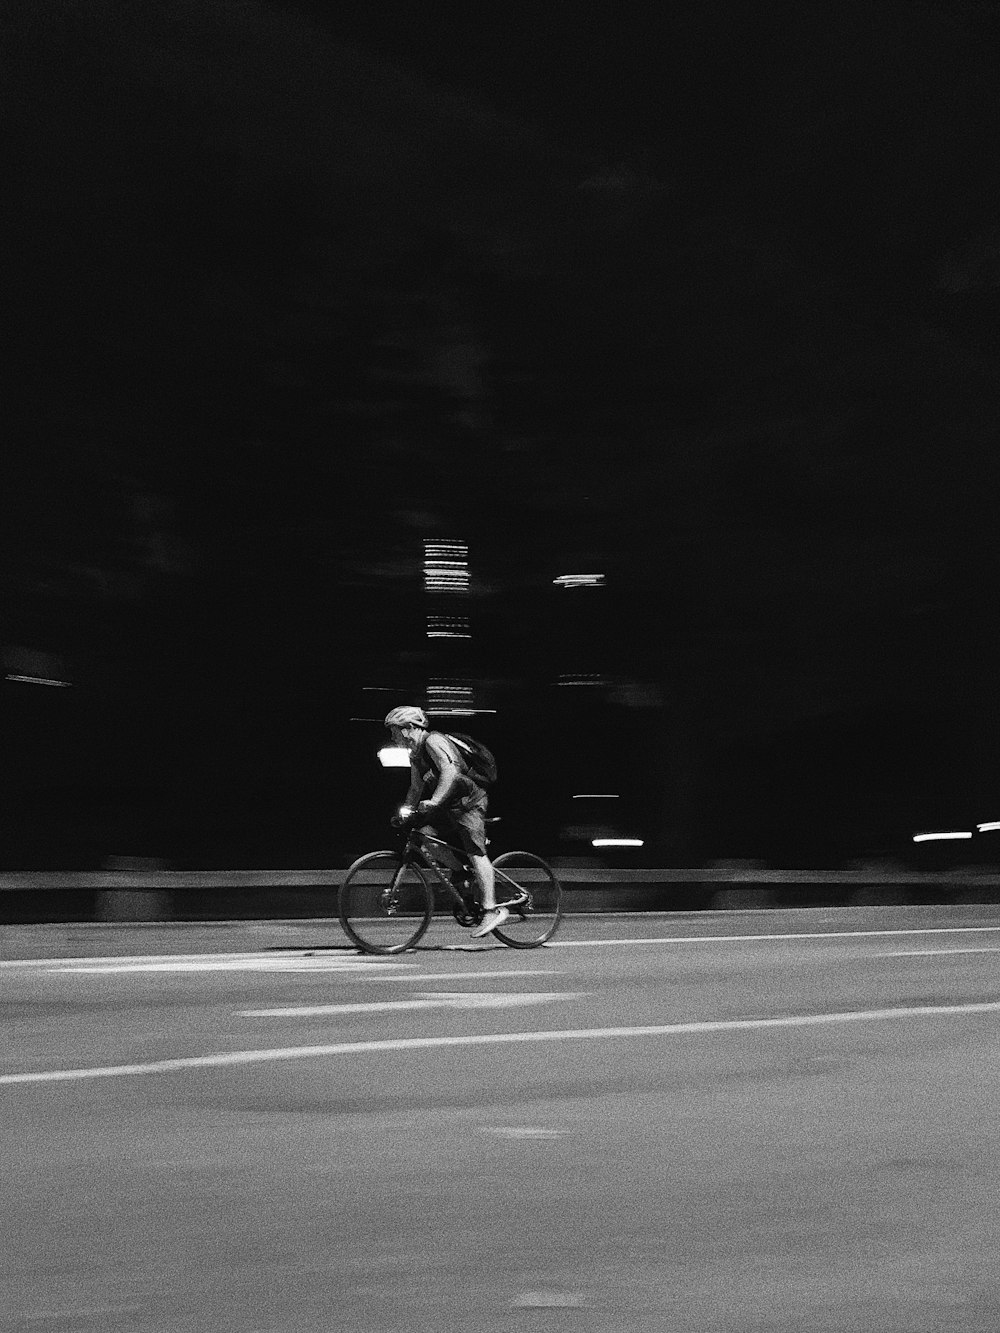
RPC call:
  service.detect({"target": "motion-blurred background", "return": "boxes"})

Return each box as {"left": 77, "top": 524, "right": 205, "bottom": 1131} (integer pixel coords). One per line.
{"left": 4, "top": 0, "right": 1000, "bottom": 871}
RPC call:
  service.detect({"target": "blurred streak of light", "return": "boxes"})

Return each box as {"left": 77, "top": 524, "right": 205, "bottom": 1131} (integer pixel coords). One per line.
{"left": 976, "top": 822, "right": 1000, "bottom": 832}
{"left": 426, "top": 708, "right": 496, "bottom": 715}
{"left": 553, "top": 574, "right": 605, "bottom": 588}
{"left": 378, "top": 747, "right": 411, "bottom": 767}
{"left": 5, "top": 674, "right": 72, "bottom": 687}
{"left": 573, "top": 794, "right": 620, "bottom": 799}
{"left": 592, "top": 838, "right": 644, "bottom": 847}
{"left": 912, "top": 831, "right": 973, "bottom": 842}
{"left": 557, "top": 675, "right": 605, "bottom": 686}
{"left": 429, "top": 681, "right": 473, "bottom": 701}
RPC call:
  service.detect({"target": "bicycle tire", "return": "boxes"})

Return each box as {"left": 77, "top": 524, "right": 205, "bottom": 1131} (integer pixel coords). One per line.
{"left": 338, "top": 851, "right": 434, "bottom": 955}
{"left": 489, "top": 851, "right": 563, "bottom": 948}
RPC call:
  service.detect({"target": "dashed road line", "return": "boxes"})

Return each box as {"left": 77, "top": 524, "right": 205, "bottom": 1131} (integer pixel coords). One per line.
{"left": 3, "top": 998, "right": 1000, "bottom": 1087}
{"left": 0, "top": 952, "right": 407, "bottom": 971}
{"left": 338, "top": 969, "right": 557, "bottom": 982}
{"left": 52, "top": 956, "right": 415, "bottom": 974}
{"left": 551, "top": 926, "right": 1000, "bottom": 947}
{"left": 875, "top": 947, "right": 1000, "bottom": 957}
{"left": 511, "top": 1291, "right": 584, "bottom": 1307}
{"left": 239, "top": 991, "right": 581, "bottom": 1017}
{"left": 483, "top": 1126, "right": 566, "bottom": 1140}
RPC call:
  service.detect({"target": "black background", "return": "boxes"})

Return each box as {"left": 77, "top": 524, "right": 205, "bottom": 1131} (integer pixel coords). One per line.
{"left": 3, "top": 0, "right": 1000, "bottom": 868}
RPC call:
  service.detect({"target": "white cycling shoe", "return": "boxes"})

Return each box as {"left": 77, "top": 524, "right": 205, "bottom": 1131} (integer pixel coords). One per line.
{"left": 472, "top": 906, "right": 510, "bottom": 938}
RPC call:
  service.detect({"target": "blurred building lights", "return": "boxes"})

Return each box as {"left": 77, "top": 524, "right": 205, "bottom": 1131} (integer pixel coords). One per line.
{"left": 553, "top": 574, "right": 605, "bottom": 588}
{"left": 378, "top": 746, "right": 411, "bottom": 768}
{"left": 557, "top": 674, "right": 606, "bottom": 686}
{"left": 592, "top": 838, "right": 644, "bottom": 847}
{"left": 423, "top": 540, "right": 469, "bottom": 594}
{"left": 573, "top": 793, "right": 620, "bottom": 799}
{"left": 426, "top": 681, "right": 495, "bottom": 715}
{"left": 427, "top": 615, "right": 471, "bottom": 639}
{"left": 976, "top": 822, "right": 1000, "bottom": 832}
{"left": 424, "top": 538, "right": 470, "bottom": 638}
{"left": 428, "top": 680, "right": 473, "bottom": 710}
{"left": 912, "top": 831, "right": 972, "bottom": 842}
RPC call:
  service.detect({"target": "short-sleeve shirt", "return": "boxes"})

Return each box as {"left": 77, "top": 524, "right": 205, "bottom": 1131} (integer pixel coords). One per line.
{"left": 413, "top": 732, "right": 486, "bottom": 812}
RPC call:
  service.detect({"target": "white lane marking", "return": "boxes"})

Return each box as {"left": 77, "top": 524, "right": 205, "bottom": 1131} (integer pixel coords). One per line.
{"left": 0, "top": 952, "right": 309, "bottom": 969}
{"left": 21, "top": 1306, "right": 142, "bottom": 1322}
{"left": 239, "top": 992, "right": 581, "bottom": 1017}
{"left": 511, "top": 1292, "right": 584, "bottom": 1308}
{"left": 483, "top": 1126, "right": 566, "bottom": 1139}
{"left": 0, "top": 953, "right": 405, "bottom": 971}
{"left": 551, "top": 926, "right": 1000, "bottom": 947}
{"left": 4, "top": 999, "right": 1000, "bottom": 1086}
{"left": 5, "top": 925, "right": 1000, "bottom": 969}
{"left": 53, "top": 956, "right": 414, "bottom": 974}
{"left": 343, "top": 969, "right": 557, "bottom": 982}
{"left": 875, "top": 947, "right": 1000, "bottom": 957}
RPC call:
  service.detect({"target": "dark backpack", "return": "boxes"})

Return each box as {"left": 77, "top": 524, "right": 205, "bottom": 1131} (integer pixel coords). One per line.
{"left": 443, "top": 732, "right": 498, "bottom": 787}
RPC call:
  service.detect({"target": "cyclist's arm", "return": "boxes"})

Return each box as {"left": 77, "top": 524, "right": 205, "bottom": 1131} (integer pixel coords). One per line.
{"left": 398, "top": 764, "right": 423, "bottom": 818}
{"left": 419, "top": 735, "right": 461, "bottom": 810}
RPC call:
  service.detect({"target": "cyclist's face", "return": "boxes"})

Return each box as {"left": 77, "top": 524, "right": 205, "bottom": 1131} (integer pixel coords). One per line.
{"left": 390, "top": 724, "right": 419, "bottom": 751}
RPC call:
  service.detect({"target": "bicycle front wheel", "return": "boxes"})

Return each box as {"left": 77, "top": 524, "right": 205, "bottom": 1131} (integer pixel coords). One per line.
{"left": 490, "top": 851, "right": 563, "bottom": 948}
{"left": 338, "top": 852, "right": 434, "bottom": 955}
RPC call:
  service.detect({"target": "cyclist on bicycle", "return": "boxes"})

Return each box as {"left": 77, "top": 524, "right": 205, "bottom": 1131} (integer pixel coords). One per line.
{"left": 384, "top": 706, "right": 508, "bottom": 936}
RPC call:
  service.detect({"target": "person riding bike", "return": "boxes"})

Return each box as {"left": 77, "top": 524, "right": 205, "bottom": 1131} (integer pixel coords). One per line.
{"left": 384, "top": 705, "right": 508, "bottom": 937}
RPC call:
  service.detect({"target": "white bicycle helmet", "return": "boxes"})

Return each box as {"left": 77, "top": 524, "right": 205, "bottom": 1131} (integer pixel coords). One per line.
{"left": 384, "top": 705, "right": 429, "bottom": 729}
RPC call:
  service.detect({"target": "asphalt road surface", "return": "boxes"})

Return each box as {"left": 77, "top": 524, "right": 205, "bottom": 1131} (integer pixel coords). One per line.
{"left": 4, "top": 909, "right": 1000, "bottom": 1332}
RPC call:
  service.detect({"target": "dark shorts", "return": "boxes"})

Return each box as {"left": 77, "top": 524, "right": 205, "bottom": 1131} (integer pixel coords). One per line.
{"left": 419, "top": 789, "right": 489, "bottom": 858}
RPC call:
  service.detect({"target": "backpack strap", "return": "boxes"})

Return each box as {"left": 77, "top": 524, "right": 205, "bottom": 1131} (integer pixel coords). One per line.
{"left": 424, "top": 731, "right": 466, "bottom": 776}
{"left": 442, "top": 734, "right": 472, "bottom": 775}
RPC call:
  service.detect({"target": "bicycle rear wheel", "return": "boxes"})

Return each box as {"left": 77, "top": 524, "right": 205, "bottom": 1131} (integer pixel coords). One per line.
{"left": 490, "top": 851, "right": 563, "bottom": 948}
{"left": 338, "top": 852, "right": 434, "bottom": 955}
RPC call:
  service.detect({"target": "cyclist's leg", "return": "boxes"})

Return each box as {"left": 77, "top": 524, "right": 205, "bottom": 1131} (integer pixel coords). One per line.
{"left": 453, "top": 801, "right": 495, "bottom": 909}
{"left": 468, "top": 850, "right": 495, "bottom": 909}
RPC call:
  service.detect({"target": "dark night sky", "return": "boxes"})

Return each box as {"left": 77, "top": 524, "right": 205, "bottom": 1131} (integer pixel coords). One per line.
{"left": 3, "top": 0, "right": 1000, "bottom": 868}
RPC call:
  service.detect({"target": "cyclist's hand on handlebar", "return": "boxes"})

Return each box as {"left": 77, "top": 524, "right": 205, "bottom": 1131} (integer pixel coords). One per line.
{"left": 391, "top": 805, "right": 416, "bottom": 829}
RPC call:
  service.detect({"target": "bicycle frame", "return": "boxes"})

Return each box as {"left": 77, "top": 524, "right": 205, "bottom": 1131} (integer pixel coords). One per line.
{"left": 402, "top": 828, "right": 473, "bottom": 915}
{"left": 400, "top": 828, "right": 529, "bottom": 914}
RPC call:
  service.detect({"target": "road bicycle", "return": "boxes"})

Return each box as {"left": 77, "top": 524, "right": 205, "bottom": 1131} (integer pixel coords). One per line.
{"left": 338, "top": 818, "right": 563, "bottom": 955}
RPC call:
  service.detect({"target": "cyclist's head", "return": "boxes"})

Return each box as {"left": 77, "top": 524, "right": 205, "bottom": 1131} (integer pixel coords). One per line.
{"left": 384, "top": 705, "right": 428, "bottom": 731}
